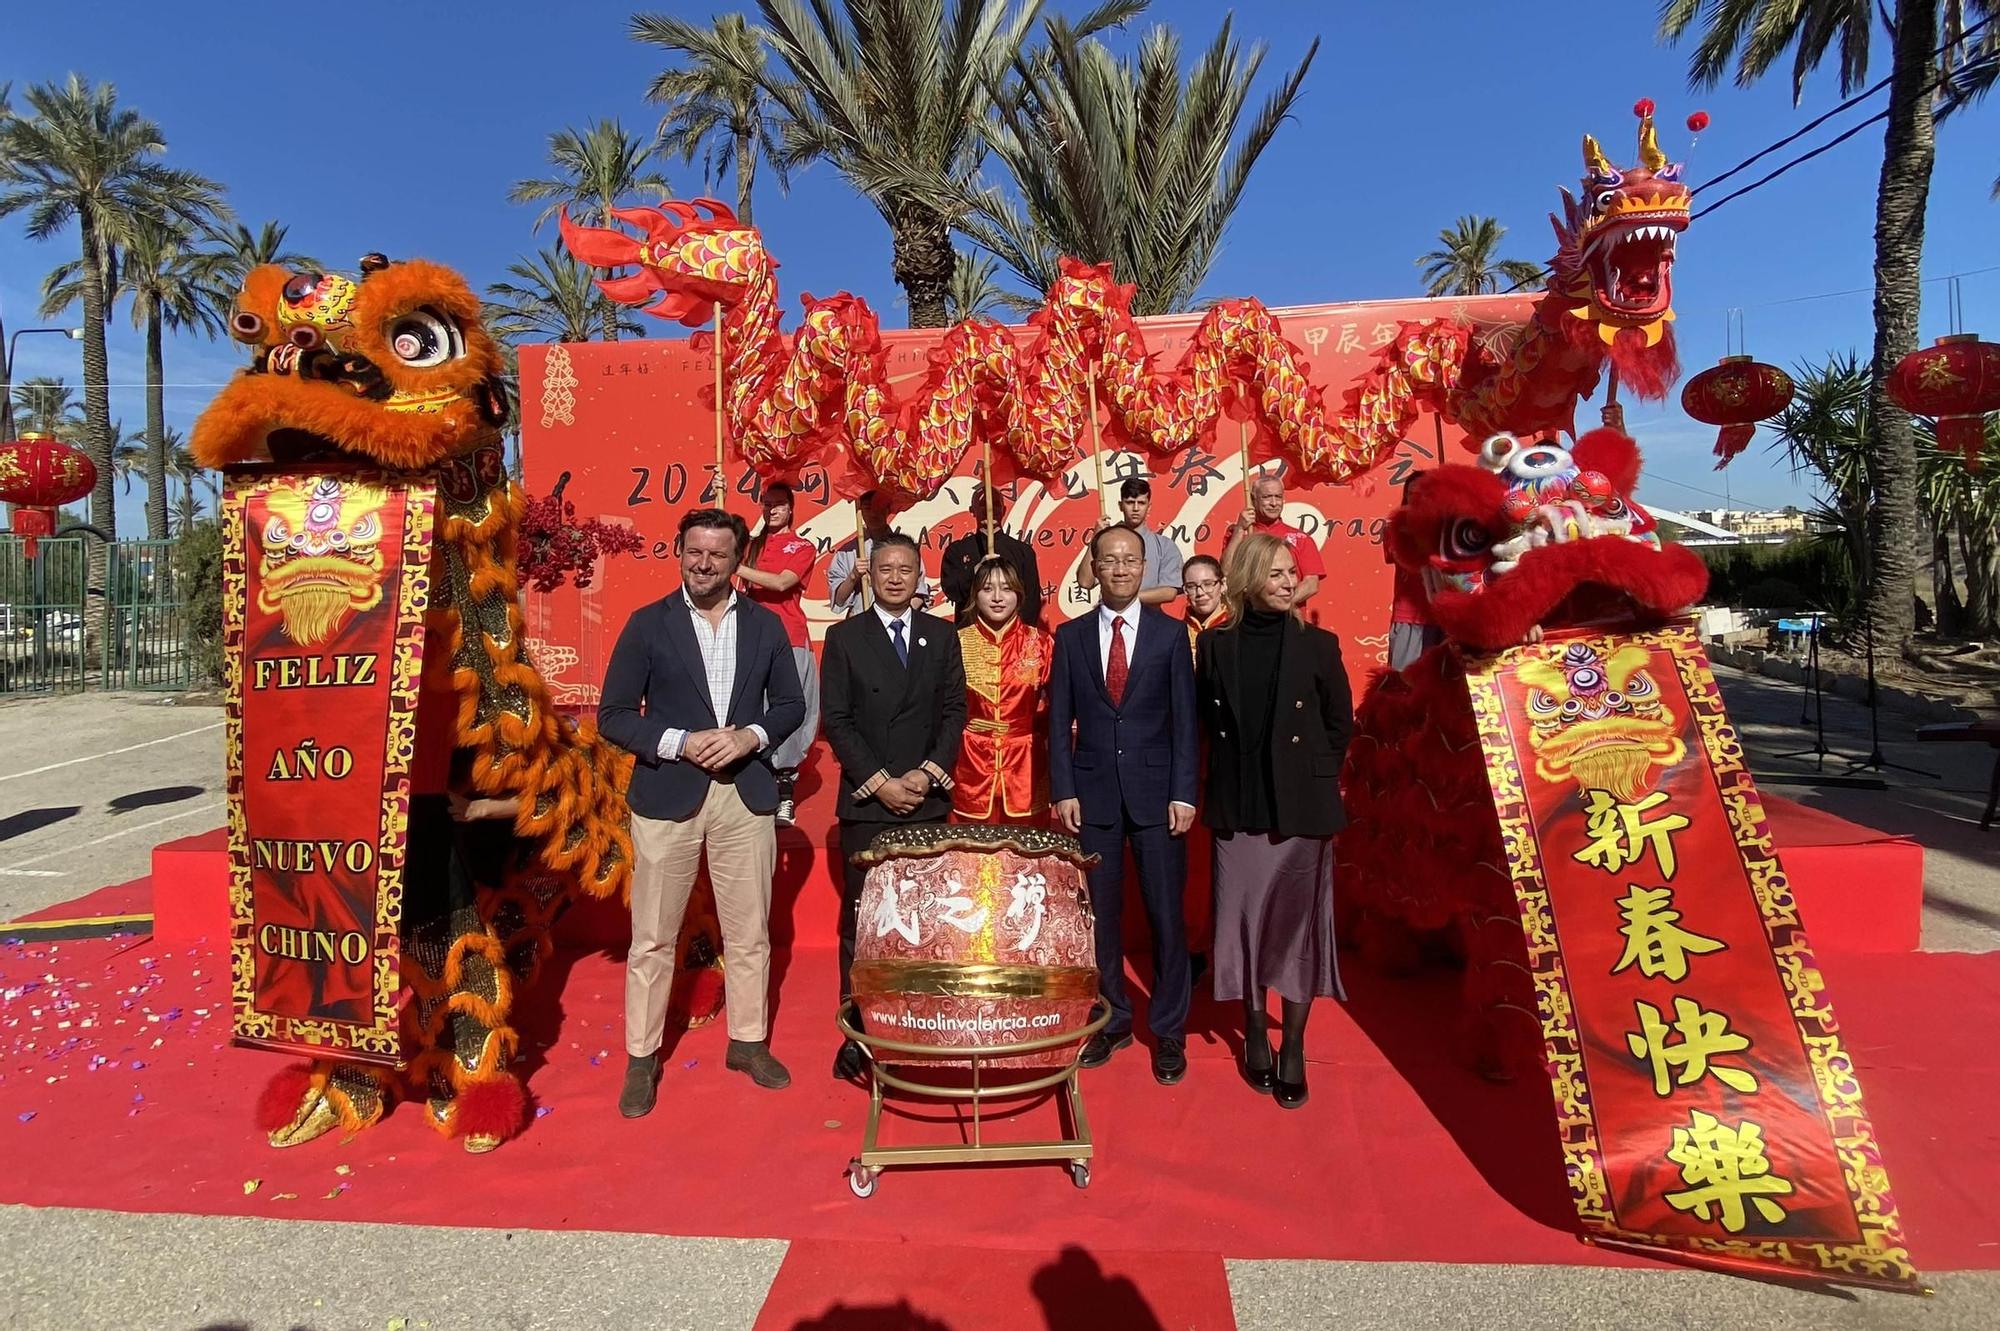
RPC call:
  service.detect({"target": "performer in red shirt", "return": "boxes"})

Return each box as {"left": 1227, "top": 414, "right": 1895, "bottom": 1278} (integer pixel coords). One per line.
{"left": 953, "top": 557, "right": 1052, "bottom": 823}
{"left": 737, "top": 481, "right": 820, "bottom": 825}
{"left": 1225, "top": 471, "right": 1325, "bottom": 608}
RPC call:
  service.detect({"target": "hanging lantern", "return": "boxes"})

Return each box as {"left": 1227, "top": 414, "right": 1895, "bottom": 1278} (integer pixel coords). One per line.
{"left": 1885, "top": 333, "right": 2000, "bottom": 470}
{"left": 0, "top": 432, "right": 98, "bottom": 558}
{"left": 1680, "top": 355, "right": 1795, "bottom": 467}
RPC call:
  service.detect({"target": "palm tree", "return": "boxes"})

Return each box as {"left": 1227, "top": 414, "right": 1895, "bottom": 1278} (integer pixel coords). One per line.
{"left": 196, "top": 219, "right": 321, "bottom": 298}
{"left": 954, "top": 13, "right": 1315, "bottom": 317}
{"left": 1659, "top": 1, "right": 1996, "bottom": 657}
{"left": 1769, "top": 353, "right": 1875, "bottom": 596}
{"left": 48, "top": 217, "right": 226, "bottom": 538}
{"left": 0, "top": 75, "right": 226, "bottom": 567}
{"left": 1415, "top": 215, "right": 1545, "bottom": 297}
{"left": 751, "top": 0, "right": 1063, "bottom": 327}
{"left": 0, "top": 83, "right": 15, "bottom": 442}
{"left": 630, "top": 11, "right": 796, "bottom": 224}
{"left": 509, "top": 120, "right": 671, "bottom": 342}
{"left": 485, "top": 247, "right": 645, "bottom": 343}
{"left": 947, "top": 249, "right": 1030, "bottom": 321}
{"left": 109, "top": 421, "right": 146, "bottom": 496}
{"left": 164, "top": 434, "right": 217, "bottom": 537}
{"left": 12, "top": 375, "right": 85, "bottom": 440}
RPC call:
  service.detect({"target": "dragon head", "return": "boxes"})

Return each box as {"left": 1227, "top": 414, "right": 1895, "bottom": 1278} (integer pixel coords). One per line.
{"left": 558, "top": 199, "right": 764, "bottom": 327}
{"left": 1549, "top": 101, "right": 1691, "bottom": 347}
{"left": 192, "top": 255, "right": 511, "bottom": 472}
{"left": 1388, "top": 427, "right": 1708, "bottom": 653}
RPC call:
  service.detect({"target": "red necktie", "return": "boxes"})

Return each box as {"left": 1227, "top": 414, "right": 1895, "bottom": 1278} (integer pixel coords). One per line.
{"left": 1106, "top": 616, "right": 1129, "bottom": 707}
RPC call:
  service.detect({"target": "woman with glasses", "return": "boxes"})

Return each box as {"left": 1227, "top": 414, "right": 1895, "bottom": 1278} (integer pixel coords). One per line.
{"left": 1196, "top": 532, "right": 1353, "bottom": 1109}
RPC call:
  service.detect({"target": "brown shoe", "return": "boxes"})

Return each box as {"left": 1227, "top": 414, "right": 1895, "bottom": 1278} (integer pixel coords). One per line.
{"left": 726, "top": 1039, "right": 792, "bottom": 1089}
{"left": 619, "top": 1053, "right": 658, "bottom": 1118}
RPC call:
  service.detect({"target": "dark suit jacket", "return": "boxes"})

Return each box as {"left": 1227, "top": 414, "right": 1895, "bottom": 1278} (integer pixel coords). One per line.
{"left": 1195, "top": 616, "right": 1353, "bottom": 838}
{"left": 940, "top": 529, "right": 1044, "bottom": 627}
{"left": 821, "top": 607, "right": 968, "bottom": 823}
{"left": 597, "top": 593, "right": 805, "bottom": 821}
{"left": 1047, "top": 604, "right": 1199, "bottom": 828}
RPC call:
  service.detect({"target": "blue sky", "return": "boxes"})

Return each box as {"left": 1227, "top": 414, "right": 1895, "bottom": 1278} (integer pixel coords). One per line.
{"left": 5, "top": 0, "right": 1996, "bottom": 531}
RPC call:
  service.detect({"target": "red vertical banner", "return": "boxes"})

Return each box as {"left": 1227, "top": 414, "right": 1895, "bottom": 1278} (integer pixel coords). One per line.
{"left": 1465, "top": 621, "right": 1919, "bottom": 1290}
{"left": 222, "top": 470, "right": 435, "bottom": 1065}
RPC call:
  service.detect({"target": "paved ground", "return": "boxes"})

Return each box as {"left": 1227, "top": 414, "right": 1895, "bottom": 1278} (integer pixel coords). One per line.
{"left": 0, "top": 671, "right": 1993, "bottom": 1329}
{"left": 0, "top": 692, "right": 223, "bottom": 922}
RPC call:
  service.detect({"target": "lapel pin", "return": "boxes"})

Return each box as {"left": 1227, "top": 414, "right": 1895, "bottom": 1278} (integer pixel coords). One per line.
{"left": 917, "top": 638, "right": 927, "bottom": 648}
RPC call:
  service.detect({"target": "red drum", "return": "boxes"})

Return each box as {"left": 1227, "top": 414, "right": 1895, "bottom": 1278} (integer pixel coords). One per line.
{"left": 850, "top": 825, "right": 1098, "bottom": 1068}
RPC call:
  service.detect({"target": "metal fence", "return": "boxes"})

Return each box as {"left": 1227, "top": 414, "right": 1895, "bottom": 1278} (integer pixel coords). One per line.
{"left": 0, "top": 535, "right": 193, "bottom": 694}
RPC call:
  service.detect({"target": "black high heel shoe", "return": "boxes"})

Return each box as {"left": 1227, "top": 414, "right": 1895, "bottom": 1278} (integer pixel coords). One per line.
{"left": 1274, "top": 1043, "right": 1308, "bottom": 1109}
{"left": 1241, "top": 1037, "right": 1275, "bottom": 1095}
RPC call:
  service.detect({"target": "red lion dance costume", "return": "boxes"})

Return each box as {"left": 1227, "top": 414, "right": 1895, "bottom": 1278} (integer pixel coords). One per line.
{"left": 1338, "top": 428, "right": 1711, "bottom": 1076}
{"left": 192, "top": 256, "right": 633, "bottom": 1152}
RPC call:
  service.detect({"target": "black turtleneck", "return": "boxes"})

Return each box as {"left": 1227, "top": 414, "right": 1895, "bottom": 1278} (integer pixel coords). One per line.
{"left": 1234, "top": 606, "right": 1288, "bottom": 832}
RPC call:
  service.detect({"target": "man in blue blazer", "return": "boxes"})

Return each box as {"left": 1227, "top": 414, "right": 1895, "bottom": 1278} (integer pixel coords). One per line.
{"left": 1050, "top": 525, "right": 1199, "bottom": 1083}
{"left": 599, "top": 508, "right": 805, "bottom": 1117}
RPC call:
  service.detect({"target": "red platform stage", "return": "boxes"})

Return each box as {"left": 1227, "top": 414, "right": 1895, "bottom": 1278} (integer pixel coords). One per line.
{"left": 146, "top": 785, "right": 1925, "bottom": 954}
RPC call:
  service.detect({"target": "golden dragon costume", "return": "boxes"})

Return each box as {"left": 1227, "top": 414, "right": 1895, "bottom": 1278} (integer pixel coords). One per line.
{"left": 193, "top": 255, "right": 633, "bottom": 1152}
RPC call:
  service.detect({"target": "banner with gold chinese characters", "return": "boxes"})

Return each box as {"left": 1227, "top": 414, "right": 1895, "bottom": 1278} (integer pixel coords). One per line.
{"left": 222, "top": 470, "right": 436, "bottom": 1066}
{"left": 1465, "top": 620, "right": 1918, "bottom": 1291}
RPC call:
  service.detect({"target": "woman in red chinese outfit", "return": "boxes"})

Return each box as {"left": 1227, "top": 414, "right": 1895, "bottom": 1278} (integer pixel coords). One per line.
{"left": 952, "top": 557, "right": 1052, "bottom": 824}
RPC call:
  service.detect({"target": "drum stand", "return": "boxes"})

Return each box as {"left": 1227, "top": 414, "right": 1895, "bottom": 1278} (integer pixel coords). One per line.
{"left": 836, "top": 1003, "right": 1109, "bottom": 1197}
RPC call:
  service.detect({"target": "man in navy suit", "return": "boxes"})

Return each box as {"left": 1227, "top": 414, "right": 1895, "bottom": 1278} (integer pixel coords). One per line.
{"left": 599, "top": 508, "right": 805, "bottom": 1117}
{"left": 1049, "top": 525, "right": 1199, "bottom": 1083}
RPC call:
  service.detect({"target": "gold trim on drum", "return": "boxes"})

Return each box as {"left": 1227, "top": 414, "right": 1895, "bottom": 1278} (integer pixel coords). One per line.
{"left": 850, "top": 961, "right": 1098, "bottom": 1002}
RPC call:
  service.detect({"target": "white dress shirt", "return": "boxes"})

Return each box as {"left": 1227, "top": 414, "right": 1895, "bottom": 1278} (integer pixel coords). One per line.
{"left": 659, "top": 590, "right": 770, "bottom": 761}
{"left": 873, "top": 602, "right": 916, "bottom": 649}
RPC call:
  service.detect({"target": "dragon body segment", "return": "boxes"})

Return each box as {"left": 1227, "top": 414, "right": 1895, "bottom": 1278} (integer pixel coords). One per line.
{"left": 561, "top": 107, "right": 1689, "bottom": 492}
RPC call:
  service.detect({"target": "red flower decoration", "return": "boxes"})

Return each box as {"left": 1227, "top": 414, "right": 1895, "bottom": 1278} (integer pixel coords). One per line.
{"left": 1633, "top": 97, "right": 1656, "bottom": 119}
{"left": 1686, "top": 111, "right": 1711, "bottom": 133}
{"left": 518, "top": 473, "right": 645, "bottom": 592}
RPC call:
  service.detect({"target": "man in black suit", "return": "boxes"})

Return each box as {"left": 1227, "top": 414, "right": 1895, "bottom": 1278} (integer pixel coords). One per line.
{"left": 939, "top": 482, "right": 1044, "bottom": 626}
{"left": 599, "top": 508, "right": 805, "bottom": 1117}
{"left": 1049, "top": 525, "right": 1200, "bottom": 1084}
{"left": 820, "top": 531, "right": 968, "bottom": 1078}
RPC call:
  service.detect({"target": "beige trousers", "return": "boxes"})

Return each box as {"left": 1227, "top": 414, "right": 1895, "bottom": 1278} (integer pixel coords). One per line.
{"left": 626, "top": 784, "right": 776, "bottom": 1053}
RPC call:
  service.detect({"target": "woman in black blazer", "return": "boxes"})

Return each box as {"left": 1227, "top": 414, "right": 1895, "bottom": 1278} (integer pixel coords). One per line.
{"left": 1195, "top": 532, "right": 1353, "bottom": 1109}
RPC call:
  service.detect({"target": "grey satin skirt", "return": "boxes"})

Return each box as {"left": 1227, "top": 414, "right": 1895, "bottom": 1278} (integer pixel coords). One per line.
{"left": 1211, "top": 831, "right": 1344, "bottom": 1005}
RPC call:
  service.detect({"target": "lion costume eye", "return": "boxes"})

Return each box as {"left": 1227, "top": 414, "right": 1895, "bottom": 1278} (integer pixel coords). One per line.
{"left": 386, "top": 309, "right": 463, "bottom": 367}
{"left": 1444, "top": 518, "right": 1492, "bottom": 560}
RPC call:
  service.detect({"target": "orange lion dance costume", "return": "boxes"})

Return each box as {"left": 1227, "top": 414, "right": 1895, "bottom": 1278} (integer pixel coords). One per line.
{"left": 193, "top": 255, "right": 633, "bottom": 1152}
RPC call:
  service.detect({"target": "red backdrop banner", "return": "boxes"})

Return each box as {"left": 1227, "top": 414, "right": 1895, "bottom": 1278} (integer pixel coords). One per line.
{"left": 223, "top": 470, "right": 435, "bottom": 1066}
{"left": 515, "top": 294, "right": 1538, "bottom": 701}
{"left": 1465, "top": 621, "right": 1917, "bottom": 1289}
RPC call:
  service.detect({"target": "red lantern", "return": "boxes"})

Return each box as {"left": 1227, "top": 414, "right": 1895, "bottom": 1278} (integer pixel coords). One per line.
{"left": 1680, "top": 355, "right": 1795, "bottom": 467}
{"left": 1885, "top": 333, "right": 2000, "bottom": 470}
{"left": 0, "top": 431, "right": 97, "bottom": 557}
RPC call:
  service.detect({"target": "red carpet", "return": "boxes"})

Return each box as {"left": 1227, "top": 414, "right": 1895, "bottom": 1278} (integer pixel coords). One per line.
{"left": 1, "top": 930, "right": 1994, "bottom": 1271}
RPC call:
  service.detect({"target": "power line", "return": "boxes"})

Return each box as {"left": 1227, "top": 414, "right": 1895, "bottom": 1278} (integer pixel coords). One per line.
{"left": 1692, "top": 109, "right": 1890, "bottom": 219}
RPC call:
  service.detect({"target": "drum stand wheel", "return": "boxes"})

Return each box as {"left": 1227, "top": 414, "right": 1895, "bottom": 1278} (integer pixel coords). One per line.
{"left": 835, "top": 1002, "right": 1109, "bottom": 1197}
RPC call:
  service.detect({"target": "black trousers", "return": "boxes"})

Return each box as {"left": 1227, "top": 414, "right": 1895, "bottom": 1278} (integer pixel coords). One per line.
{"left": 837, "top": 817, "right": 946, "bottom": 1002}
{"left": 1080, "top": 813, "right": 1189, "bottom": 1041}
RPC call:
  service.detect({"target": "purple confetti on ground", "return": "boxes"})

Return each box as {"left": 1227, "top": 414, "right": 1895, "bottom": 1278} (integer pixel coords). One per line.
{"left": 534, "top": 1106, "right": 554, "bottom": 1118}
{"left": 682, "top": 1059, "right": 698, "bottom": 1070}
{"left": 16, "top": 1111, "right": 33, "bottom": 1123}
